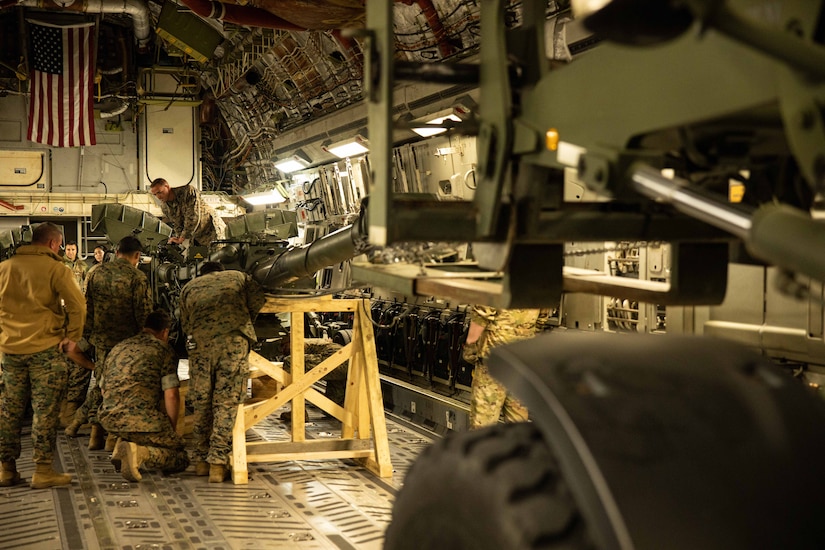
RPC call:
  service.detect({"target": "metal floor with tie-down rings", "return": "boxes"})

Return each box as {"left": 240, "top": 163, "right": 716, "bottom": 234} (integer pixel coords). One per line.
{"left": 0, "top": 405, "right": 436, "bottom": 550}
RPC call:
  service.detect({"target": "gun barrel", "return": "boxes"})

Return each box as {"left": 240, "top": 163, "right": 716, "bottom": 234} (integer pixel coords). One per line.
{"left": 251, "top": 216, "right": 368, "bottom": 289}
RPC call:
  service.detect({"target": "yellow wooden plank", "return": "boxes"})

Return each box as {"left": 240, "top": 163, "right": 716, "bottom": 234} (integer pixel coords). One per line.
{"left": 291, "top": 311, "right": 306, "bottom": 443}
{"left": 246, "top": 437, "right": 374, "bottom": 456}
{"left": 249, "top": 450, "right": 375, "bottom": 462}
{"left": 260, "top": 297, "right": 359, "bottom": 314}
{"left": 242, "top": 344, "right": 355, "bottom": 427}
{"left": 248, "top": 351, "right": 285, "bottom": 379}
{"left": 231, "top": 403, "right": 249, "bottom": 484}
{"left": 357, "top": 301, "right": 393, "bottom": 476}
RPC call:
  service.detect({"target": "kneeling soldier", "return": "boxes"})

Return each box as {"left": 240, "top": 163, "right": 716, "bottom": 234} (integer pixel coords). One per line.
{"left": 99, "top": 310, "right": 189, "bottom": 482}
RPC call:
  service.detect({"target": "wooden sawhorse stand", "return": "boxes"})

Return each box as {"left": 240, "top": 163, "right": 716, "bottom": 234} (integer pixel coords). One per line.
{"left": 230, "top": 296, "right": 393, "bottom": 483}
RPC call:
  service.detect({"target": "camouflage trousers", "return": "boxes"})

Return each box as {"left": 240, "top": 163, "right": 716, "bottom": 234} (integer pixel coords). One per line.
{"left": 188, "top": 333, "right": 249, "bottom": 465}
{"left": 0, "top": 346, "right": 69, "bottom": 464}
{"left": 74, "top": 347, "right": 111, "bottom": 425}
{"left": 114, "top": 424, "right": 190, "bottom": 474}
{"left": 469, "top": 363, "right": 528, "bottom": 429}
{"left": 65, "top": 361, "right": 92, "bottom": 404}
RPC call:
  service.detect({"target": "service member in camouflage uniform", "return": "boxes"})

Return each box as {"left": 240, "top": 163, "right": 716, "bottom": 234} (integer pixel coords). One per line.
{"left": 83, "top": 245, "right": 108, "bottom": 291}
{"left": 180, "top": 261, "right": 266, "bottom": 482}
{"left": 0, "top": 222, "right": 86, "bottom": 489}
{"left": 463, "top": 306, "right": 540, "bottom": 428}
{"left": 149, "top": 178, "right": 226, "bottom": 246}
{"left": 60, "top": 241, "right": 92, "bottom": 427}
{"left": 66, "top": 236, "right": 154, "bottom": 451}
{"left": 100, "top": 310, "right": 189, "bottom": 482}
{"left": 62, "top": 241, "right": 88, "bottom": 290}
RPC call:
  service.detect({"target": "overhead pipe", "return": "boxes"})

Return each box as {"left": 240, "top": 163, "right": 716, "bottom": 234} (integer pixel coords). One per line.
{"left": 178, "top": 0, "right": 304, "bottom": 31}
{"left": 2, "top": 0, "right": 152, "bottom": 50}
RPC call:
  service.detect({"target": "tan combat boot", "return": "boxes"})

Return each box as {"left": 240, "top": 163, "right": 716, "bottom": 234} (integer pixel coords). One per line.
{"left": 110, "top": 438, "right": 123, "bottom": 472}
{"left": 117, "top": 441, "right": 149, "bottom": 482}
{"left": 64, "top": 415, "right": 83, "bottom": 437}
{"left": 88, "top": 424, "right": 105, "bottom": 450}
{"left": 194, "top": 461, "right": 210, "bottom": 476}
{"left": 104, "top": 434, "right": 118, "bottom": 452}
{"left": 59, "top": 401, "right": 79, "bottom": 428}
{"left": 208, "top": 464, "right": 229, "bottom": 483}
{"left": 0, "top": 460, "right": 20, "bottom": 487}
{"left": 31, "top": 464, "right": 71, "bottom": 489}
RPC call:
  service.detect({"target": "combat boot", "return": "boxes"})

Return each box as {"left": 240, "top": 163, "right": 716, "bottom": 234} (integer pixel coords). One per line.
{"left": 104, "top": 434, "right": 118, "bottom": 452}
{"left": 117, "top": 441, "right": 149, "bottom": 482}
{"left": 110, "top": 438, "right": 123, "bottom": 472}
{"left": 194, "top": 461, "right": 210, "bottom": 476}
{"left": 88, "top": 424, "right": 105, "bottom": 450}
{"left": 31, "top": 464, "right": 71, "bottom": 489}
{"left": 208, "top": 464, "right": 229, "bottom": 483}
{"left": 59, "top": 401, "right": 79, "bottom": 428}
{"left": 64, "top": 417, "right": 83, "bottom": 437}
{"left": 0, "top": 460, "right": 20, "bottom": 487}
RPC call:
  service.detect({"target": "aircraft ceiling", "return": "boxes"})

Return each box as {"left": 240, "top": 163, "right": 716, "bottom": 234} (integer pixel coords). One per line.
{"left": 0, "top": 0, "right": 552, "bottom": 195}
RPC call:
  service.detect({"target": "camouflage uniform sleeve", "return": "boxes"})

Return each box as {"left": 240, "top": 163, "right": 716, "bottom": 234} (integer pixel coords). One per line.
{"left": 57, "top": 261, "right": 86, "bottom": 341}
{"left": 463, "top": 305, "right": 498, "bottom": 364}
{"left": 179, "top": 285, "right": 191, "bottom": 335}
{"left": 160, "top": 201, "right": 181, "bottom": 237}
{"left": 246, "top": 275, "right": 267, "bottom": 322}
{"left": 84, "top": 269, "right": 96, "bottom": 339}
{"left": 132, "top": 274, "right": 153, "bottom": 330}
{"left": 160, "top": 345, "right": 180, "bottom": 390}
{"left": 180, "top": 186, "right": 204, "bottom": 241}
{"left": 469, "top": 305, "right": 498, "bottom": 327}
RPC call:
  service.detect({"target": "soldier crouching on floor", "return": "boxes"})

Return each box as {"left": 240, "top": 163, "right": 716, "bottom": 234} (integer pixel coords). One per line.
{"left": 99, "top": 310, "right": 189, "bottom": 482}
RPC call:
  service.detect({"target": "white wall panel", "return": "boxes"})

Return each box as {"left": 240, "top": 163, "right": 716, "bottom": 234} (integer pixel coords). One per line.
{"left": 140, "top": 104, "right": 199, "bottom": 190}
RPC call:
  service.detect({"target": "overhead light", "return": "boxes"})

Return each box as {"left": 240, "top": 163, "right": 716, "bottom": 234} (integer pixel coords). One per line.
{"left": 243, "top": 191, "right": 286, "bottom": 206}
{"left": 570, "top": 0, "right": 611, "bottom": 17}
{"left": 242, "top": 182, "right": 289, "bottom": 206}
{"left": 412, "top": 114, "right": 462, "bottom": 138}
{"left": 324, "top": 134, "right": 369, "bottom": 158}
{"left": 274, "top": 149, "right": 311, "bottom": 173}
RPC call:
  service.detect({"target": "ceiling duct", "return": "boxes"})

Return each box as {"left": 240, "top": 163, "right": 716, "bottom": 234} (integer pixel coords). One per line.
{"left": 178, "top": 0, "right": 305, "bottom": 30}
{"left": 3, "top": 0, "right": 152, "bottom": 50}
{"left": 156, "top": 0, "right": 223, "bottom": 63}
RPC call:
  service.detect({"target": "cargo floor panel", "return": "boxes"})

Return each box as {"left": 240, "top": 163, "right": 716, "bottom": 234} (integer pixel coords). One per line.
{"left": 0, "top": 411, "right": 433, "bottom": 549}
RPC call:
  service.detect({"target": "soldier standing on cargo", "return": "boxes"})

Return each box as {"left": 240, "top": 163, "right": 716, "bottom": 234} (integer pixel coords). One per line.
{"left": 65, "top": 236, "right": 154, "bottom": 451}
{"left": 463, "top": 306, "right": 540, "bottom": 428}
{"left": 149, "top": 178, "right": 226, "bottom": 246}
{"left": 0, "top": 222, "right": 85, "bottom": 489}
{"left": 100, "top": 310, "right": 189, "bottom": 482}
{"left": 180, "top": 261, "right": 266, "bottom": 483}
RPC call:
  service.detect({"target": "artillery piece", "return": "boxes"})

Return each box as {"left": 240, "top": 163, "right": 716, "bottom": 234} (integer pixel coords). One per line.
{"left": 90, "top": 202, "right": 369, "bottom": 348}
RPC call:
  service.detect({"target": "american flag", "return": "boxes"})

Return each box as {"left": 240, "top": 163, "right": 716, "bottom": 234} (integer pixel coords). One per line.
{"left": 27, "top": 21, "right": 96, "bottom": 147}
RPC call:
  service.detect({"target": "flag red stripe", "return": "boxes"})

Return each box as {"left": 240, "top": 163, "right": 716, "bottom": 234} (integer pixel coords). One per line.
{"left": 27, "top": 23, "right": 96, "bottom": 148}
{"left": 66, "top": 28, "right": 75, "bottom": 147}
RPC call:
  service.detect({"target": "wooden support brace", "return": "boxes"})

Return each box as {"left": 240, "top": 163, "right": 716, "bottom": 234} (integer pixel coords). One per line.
{"left": 230, "top": 297, "right": 393, "bottom": 483}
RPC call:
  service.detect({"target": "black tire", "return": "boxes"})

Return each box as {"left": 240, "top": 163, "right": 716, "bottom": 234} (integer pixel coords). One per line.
{"left": 385, "top": 422, "right": 591, "bottom": 550}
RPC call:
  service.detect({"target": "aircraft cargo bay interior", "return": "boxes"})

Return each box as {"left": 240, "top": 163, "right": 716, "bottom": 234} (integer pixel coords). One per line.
{"left": 1, "top": 1, "right": 825, "bottom": 549}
